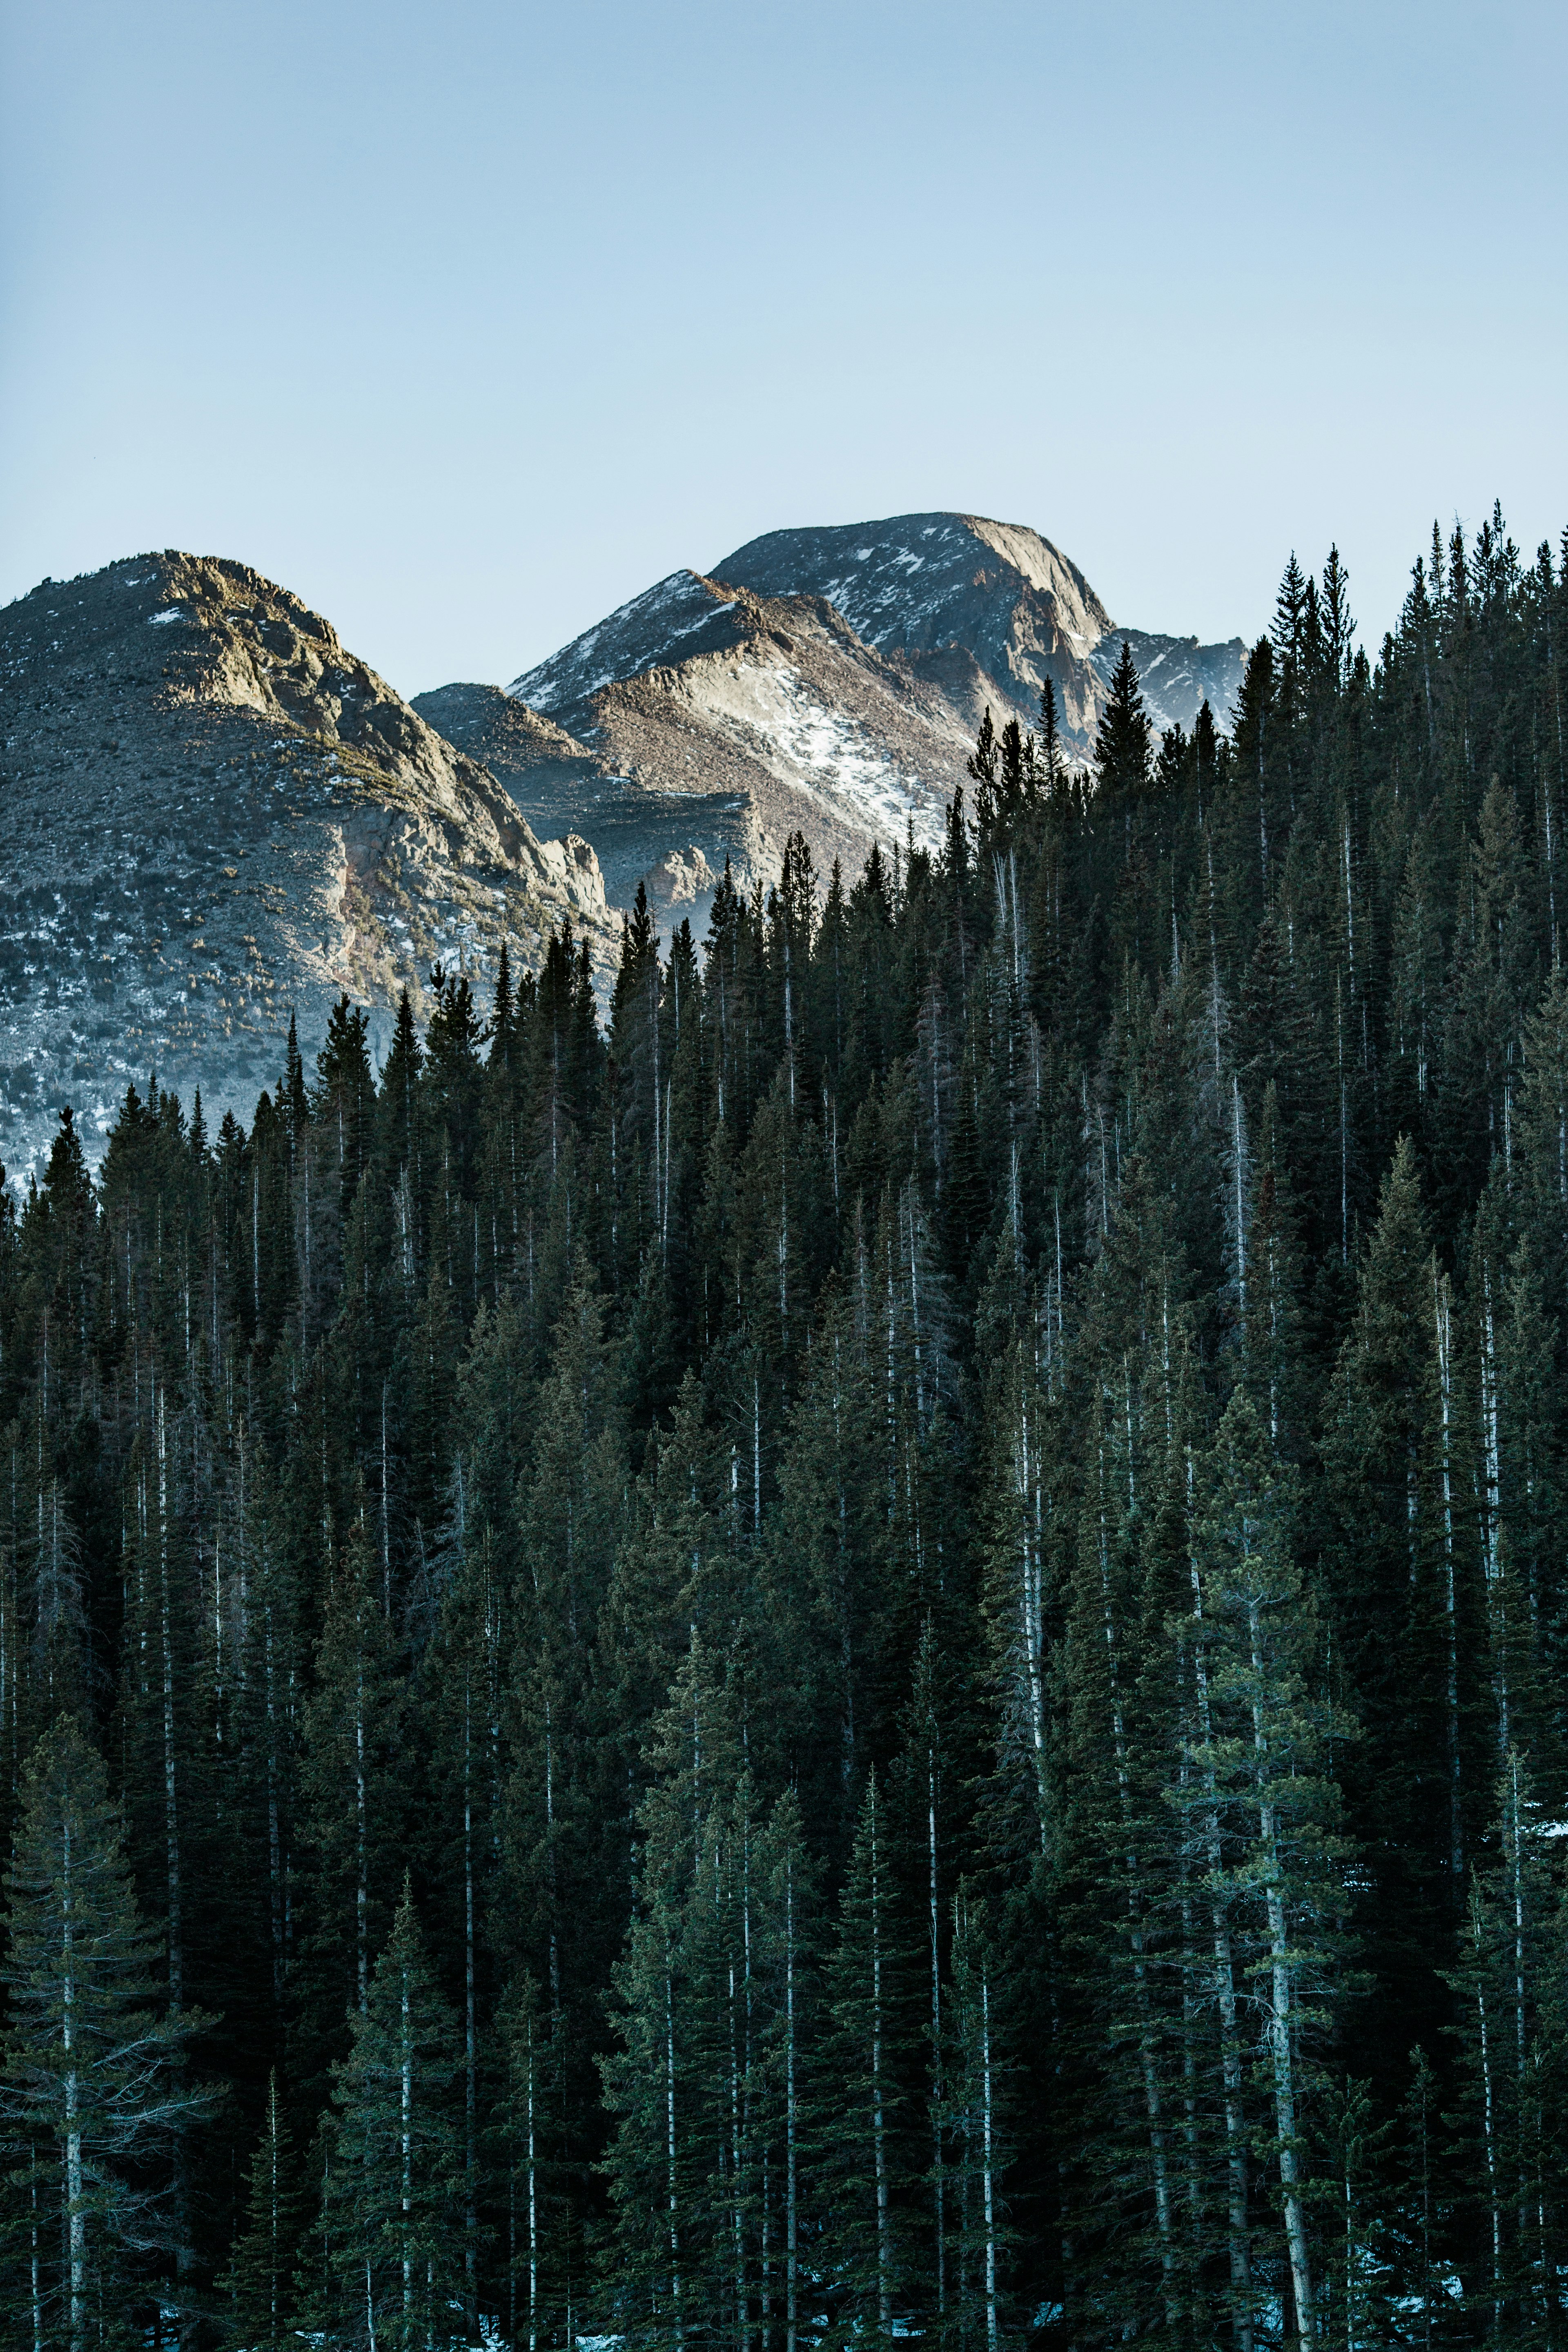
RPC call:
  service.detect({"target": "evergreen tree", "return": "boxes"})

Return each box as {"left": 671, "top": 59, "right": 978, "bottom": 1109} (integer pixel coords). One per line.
{"left": 318, "top": 1881, "right": 463, "bottom": 2350}
{"left": 1189, "top": 1390, "right": 1350, "bottom": 2348}
{"left": 0, "top": 1717, "right": 209, "bottom": 2351}
{"left": 218, "top": 2071, "right": 301, "bottom": 2352}
{"left": 814, "top": 1769, "right": 915, "bottom": 2344}
{"left": 1094, "top": 639, "right": 1152, "bottom": 803}
{"left": 294, "top": 1522, "right": 406, "bottom": 2105}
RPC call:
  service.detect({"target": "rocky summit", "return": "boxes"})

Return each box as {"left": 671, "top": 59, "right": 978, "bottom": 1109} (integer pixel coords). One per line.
{"left": 0, "top": 553, "right": 615, "bottom": 1178}
{"left": 483, "top": 511, "right": 1246, "bottom": 926}
{"left": 714, "top": 512, "right": 1247, "bottom": 744}
{"left": 504, "top": 568, "right": 983, "bottom": 915}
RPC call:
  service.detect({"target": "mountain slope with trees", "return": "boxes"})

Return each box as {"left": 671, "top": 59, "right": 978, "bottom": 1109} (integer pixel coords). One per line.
{"left": 0, "top": 506, "right": 1566, "bottom": 2350}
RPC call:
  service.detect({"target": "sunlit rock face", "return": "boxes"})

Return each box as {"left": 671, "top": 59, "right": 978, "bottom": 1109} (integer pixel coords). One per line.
{"left": 0, "top": 552, "right": 614, "bottom": 1177}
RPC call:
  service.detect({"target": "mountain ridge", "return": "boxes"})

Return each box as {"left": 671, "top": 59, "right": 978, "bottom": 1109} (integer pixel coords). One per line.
{"left": 483, "top": 511, "right": 1247, "bottom": 924}
{"left": 0, "top": 551, "right": 615, "bottom": 1178}
{"left": 1, "top": 512, "right": 1250, "bottom": 1173}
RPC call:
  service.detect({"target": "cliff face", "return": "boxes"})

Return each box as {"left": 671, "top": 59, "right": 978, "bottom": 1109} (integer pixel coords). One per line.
{"left": 0, "top": 552, "right": 614, "bottom": 1176}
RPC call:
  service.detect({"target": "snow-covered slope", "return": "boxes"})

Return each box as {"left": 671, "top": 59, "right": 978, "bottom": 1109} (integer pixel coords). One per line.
{"left": 0, "top": 554, "right": 615, "bottom": 1178}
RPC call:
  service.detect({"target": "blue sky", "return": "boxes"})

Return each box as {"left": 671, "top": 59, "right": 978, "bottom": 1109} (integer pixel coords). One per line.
{"left": 2, "top": 0, "right": 1564, "bottom": 698}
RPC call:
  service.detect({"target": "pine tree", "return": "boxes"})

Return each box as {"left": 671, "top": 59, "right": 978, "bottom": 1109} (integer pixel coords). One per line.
{"left": 1319, "top": 1138, "right": 1451, "bottom": 2014}
{"left": 757, "top": 1786, "right": 814, "bottom": 2352}
{"left": 314, "top": 993, "right": 376, "bottom": 1220}
{"left": 890, "top": 1618, "right": 973, "bottom": 2334}
{"left": 1189, "top": 1390, "right": 1351, "bottom": 2348}
{"left": 947, "top": 1894, "right": 1008, "bottom": 2352}
{"left": 813, "top": 1770, "right": 913, "bottom": 2343}
{"left": 295, "top": 1522, "right": 406, "bottom": 2107}
{"left": 1228, "top": 637, "right": 1276, "bottom": 898}
{"left": 497, "top": 1972, "right": 573, "bottom": 2352}
{"left": 0, "top": 1717, "right": 209, "bottom": 2351}
{"left": 319, "top": 1880, "right": 463, "bottom": 2350}
{"left": 1094, "top": 640, "right": 1151, "bottom": 806}
{"left": 218, "top": 2070, "right": 301, "bottom": 2352}
{"left": 598, "top": 1639, "right": 748, "bottom": 2347}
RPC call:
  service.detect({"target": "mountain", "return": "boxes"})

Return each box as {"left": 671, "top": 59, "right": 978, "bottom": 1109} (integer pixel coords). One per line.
{"left": 500, "top": 567, "right": 989, "bottom": 911}
{"left": 410, "top": 679, "right": 594, "bottom": 796}
{"left": 0, "top": 553, "right": 615, "bottom": 1178}
{"left": 0, "top": 515, "right": 1247, "bottom": 1176}
{"left": 483, "top": 512, "right": 1247, "bottom": 922}
{"left": 715, "top": 512, "right": 1248, "bottom": 739}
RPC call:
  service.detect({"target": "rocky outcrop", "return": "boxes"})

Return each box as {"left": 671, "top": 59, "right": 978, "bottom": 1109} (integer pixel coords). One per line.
{"left": 410, "top": 680, "right": 594, "bottom": 797}
{"left": 0, "top": 554, "right": 616, "bottom": 1177}
{"left": 414, "top": 673, "right": 739, "bottom": 921}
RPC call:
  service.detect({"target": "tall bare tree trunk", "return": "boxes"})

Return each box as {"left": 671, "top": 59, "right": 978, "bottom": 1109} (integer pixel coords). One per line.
{"left": 1189, "top": 1549, "right": 1255, "bottom": 2351}
{"left": 1248, "top": 1593, "right": 1313, "bottom": 2344}
{"left": 62, "top": 1802, "right": 87, "bottom": 2352}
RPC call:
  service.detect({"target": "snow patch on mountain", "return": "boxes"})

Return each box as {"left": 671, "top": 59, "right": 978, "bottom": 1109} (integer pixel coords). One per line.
{"left": 509, "top": 571, "right": 751, "bottom": 729}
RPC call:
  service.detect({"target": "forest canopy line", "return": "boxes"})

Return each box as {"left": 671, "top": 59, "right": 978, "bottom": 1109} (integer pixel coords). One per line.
{"left": 2, "top": 505, "right": 1568, "bottom": 2350}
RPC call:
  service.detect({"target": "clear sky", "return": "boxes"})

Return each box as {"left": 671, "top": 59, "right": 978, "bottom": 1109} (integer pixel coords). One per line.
{"left": 2, "top": 0, "right": 1564, "bottom": 701}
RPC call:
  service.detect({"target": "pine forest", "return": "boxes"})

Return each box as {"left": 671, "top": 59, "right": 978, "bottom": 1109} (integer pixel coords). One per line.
{"left": 9, "top": 508, "right": 1568, "bottom": 2352}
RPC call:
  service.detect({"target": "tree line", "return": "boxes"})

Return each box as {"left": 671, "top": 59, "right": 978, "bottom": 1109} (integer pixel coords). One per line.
{"left": 2, "top": 506, "right": 1568, "bottom": 2348}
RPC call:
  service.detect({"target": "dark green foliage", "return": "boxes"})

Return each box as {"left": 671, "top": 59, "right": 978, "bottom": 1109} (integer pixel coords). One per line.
{"left": 2, "top": 510, "right": 1568, "bottom": 2343}
{"left": 316, "top": 1884, "right": 463, "bottom": 2350}
{"left": 0, "top": 1717, "right": 210, "bottom": 2348}
{"left": 218, "top": 2071, "right": 301, "bottom": 2352}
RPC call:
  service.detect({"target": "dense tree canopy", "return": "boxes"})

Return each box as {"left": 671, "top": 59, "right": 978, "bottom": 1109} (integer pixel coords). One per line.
{"left": 1, "top": 507, "right": 1567, "bottom": 2348}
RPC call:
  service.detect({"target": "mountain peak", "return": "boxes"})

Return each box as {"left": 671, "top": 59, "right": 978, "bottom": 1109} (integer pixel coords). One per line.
{"left": 714, "top": 510, "right": 1114, "bottom": 674}
{"left": 710, "top": 510, "right": 1238, "bottom": 741}
{"left": 0, "top": 552, "right": 614, "bottom": 1177}
{"left": 477, "top": 513, "right": 1247, "bottom": 929}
